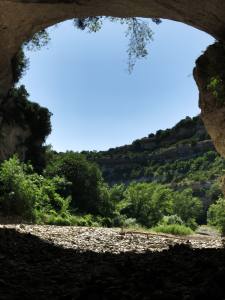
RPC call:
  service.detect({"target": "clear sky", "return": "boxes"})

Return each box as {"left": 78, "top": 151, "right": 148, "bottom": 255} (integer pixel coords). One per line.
{"left": 20, "top": 19, "right": 214, "bottom": 152}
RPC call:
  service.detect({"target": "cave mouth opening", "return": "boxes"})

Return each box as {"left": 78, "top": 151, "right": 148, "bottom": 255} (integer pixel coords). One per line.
{"left": 19, "top": 18, "right": 213, "bottom": 153}
{"left": 1, "top": 11, "right": 224, "bottom": 234}
{"left": 7, "top": 19, "right": 220, "bottom": 230}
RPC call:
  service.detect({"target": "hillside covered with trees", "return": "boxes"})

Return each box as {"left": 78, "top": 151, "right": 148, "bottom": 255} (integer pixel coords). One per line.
{"left": 1, "top": 115, "right": 224, "bottom": 236}
{"left": 82, "top": 116, "right": 225, "bottom": 223}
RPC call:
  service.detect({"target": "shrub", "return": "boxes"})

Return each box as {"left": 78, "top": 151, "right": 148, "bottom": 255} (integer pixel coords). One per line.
{"left": 123, "top": 218, "right": 139, "bottom": 228}
{"left": 46, "top": 214, "right": 71, "bottom": 226}
{"left": 152, "top": 224, "right": 193, "bottom": 236}
{"left": 0, "top": 156, "right": 71, "bottom": 222}
{"left": 207, "top": 197, "right": 225, "bottom": 235}
{"left": 159, "top": 215, "right": 184, "bottom": 226}
{"left": 0, "top": 156, "right": 37, "bottom": 220}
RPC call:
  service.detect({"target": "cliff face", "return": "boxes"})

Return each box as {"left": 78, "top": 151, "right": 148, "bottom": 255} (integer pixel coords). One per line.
{"left": 1, "top": 1, "right": 225, "bottom": 163}
{"left": 194, "top": 43, "right": 225, "bottom": 157}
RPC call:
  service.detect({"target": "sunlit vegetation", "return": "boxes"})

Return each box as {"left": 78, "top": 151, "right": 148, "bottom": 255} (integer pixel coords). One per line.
{"left": 1, "top": 153, "right": 224, "bottom": 236}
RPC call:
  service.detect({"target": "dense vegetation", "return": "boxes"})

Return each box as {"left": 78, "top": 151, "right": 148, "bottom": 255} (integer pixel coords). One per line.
{"left": 0, "top": 155, "right": 203, "bottom": 232}
{"left": 1, "top": 116, "right": 225, "bottom": 236}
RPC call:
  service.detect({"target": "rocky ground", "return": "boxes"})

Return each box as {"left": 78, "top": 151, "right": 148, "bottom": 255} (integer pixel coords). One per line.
{"left": 0, "top": 225, "right": 223, "bottom": 253}
{"left": 0, "top": 225, "right": 225, "bottom": 299}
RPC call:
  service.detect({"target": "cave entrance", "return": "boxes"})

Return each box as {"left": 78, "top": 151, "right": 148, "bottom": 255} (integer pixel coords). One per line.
{"left": 20, "top": 19, "right": 213, "bottom": 152}
{"left": 10, "top": 18, "right": 220, "bottom": 228}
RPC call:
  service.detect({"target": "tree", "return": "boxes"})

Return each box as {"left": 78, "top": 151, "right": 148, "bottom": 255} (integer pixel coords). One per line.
{"left": 173, "top": 189, "right": 202, "bottom": 229}
{"left": 45, "top": 151, "right": 106, "bottom": 215}
{"left": 6, "top": 85, "right": 52, "bottom": 172}
{"left": 122, "top": 182, "right": 173, "bottom": 227}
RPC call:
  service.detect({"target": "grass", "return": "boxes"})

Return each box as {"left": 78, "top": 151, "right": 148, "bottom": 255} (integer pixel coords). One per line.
{"left": 152, "top": 224, "right": 193, "bottom": 236}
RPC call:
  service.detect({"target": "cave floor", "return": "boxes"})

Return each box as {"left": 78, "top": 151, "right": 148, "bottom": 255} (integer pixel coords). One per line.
{"left": 0, "top": 225, "right": 225, "bottom": 299}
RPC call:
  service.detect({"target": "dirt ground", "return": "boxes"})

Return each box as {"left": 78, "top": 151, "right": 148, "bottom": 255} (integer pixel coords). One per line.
{"left": 0, "top": 225, "right": 225, "bottom": 299}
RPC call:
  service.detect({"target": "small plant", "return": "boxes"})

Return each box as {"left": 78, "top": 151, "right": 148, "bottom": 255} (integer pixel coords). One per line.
{"left": 207, "top": 76, "right": 225, "bottom": 104}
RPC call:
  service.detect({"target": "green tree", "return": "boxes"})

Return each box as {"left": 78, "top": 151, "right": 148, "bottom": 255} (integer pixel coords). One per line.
{"left": 122, "top": 182, "right": 173, "bottom": 227}
{"left": 45, "top": 151, "right": 106, "bottom": 215}
{"left": 173, "top": 189, "right": 202, "bottom": 229}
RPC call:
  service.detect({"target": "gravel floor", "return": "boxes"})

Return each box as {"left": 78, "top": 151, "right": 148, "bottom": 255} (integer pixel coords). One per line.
{"left": 0, "top": 225, "right": 225, "bottom": 299}
{"left": 0, "top": 225, "right": 222, "bottom": 253}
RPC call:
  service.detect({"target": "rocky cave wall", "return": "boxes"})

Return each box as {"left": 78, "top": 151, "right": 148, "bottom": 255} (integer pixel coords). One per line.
{"left": 1, "top": 0, "right": 225, "bottom": 162}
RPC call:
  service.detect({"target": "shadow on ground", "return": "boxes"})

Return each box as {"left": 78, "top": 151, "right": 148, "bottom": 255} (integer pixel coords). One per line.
{"left": 0, "top": 228, "right": 225, "bottom": 300}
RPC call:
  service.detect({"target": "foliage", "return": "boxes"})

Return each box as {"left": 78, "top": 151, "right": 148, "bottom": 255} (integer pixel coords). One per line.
{"left": 11, "top": 48, "right": 29, "bottom": 84}
{"left": 124, "top": 18, "right": 154, "bottom": 73}
{"left": 173, "top": 189, "right": 202, "bottom": 230}
{"left": 152, "top": 224, "right": 193, "bottom": 236}
{"left": 83, "top": 115, "right": 224, "bottom": 224}
{"left": 207, "top": 197, "right": 225, "bottom": 235}
{"left": 0, "top": 156, "right": 36, "bottom": 219}
{"left": 6, "top": 86, "right": 52, "bottom": 172}
{"left": 159, "top": 215, "right": 184, "bottom": 226}
{"left": 24, "top": 30, "right": 50, "bottom": 51}
{"left": 207, "top": 76, "right": 225, "bottom": 104}
{"left": 12, "top": 30, "right": 50, "bottom": 85}
{"left": 45, "top": 151, "right": 110, "bottom": 215}
{"left": 0, "top": 156, "right": 71, "bottom": 222}
{"left": 74, "top": 17, "right": 161, "bottom": 72}
{"left": 121, "top": 182, "right": 173, "bottom": 227}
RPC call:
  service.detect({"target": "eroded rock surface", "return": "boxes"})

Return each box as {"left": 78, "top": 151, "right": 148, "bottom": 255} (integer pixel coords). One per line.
{"left": 193, "top": 42, "right": 225, "bottom": 176}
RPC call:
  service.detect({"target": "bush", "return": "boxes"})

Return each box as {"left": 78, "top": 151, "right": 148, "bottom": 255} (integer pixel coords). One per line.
{"left": 123, "top": 218, "right": 140, "bottom": 228}
{"left": 159, "top": 215, "right": 184, "bottom": 226}
{"left": 0, "top": 156, "right": 71, "bottom": 222}
{"left": 152, "top": 224, "right": 193, "bottom": 236}
{"left": 46, "top": 214, "right": 72, "bottom": 226}
{"left": 0, "top": 156, "right": 37, "bottom": 220}
{"left": 207, "top": 197, "right": 225, "bottom": 235}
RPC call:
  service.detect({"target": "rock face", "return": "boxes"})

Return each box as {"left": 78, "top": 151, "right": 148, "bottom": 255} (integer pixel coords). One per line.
{"left": 1, "top": 1, "right": 225, "bottom": 160}
{"left": 194, "top": 43, "right": 225, "bottom": 157}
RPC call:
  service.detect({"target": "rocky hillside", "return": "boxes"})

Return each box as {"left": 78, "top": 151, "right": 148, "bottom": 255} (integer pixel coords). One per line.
{"left": 84, "top": 116, "right": 216, "bottom": 183}
{"left": 83, "top": 116, "right": 225, "bottom": 217}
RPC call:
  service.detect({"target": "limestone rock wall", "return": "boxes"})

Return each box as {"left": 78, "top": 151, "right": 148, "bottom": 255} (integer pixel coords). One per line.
{"left": 194, "top": 43, "right": 225, "bottom": 157}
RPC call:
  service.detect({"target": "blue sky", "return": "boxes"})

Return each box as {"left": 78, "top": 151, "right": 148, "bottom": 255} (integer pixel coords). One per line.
{"left": 20, "top": 19, "right": 214, "bottom": 152}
